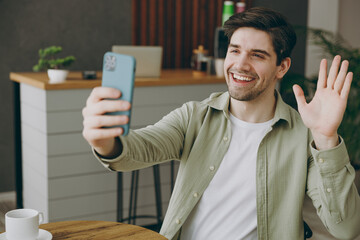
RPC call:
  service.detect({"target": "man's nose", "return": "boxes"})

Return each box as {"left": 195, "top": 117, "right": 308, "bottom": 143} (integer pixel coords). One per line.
{"left": 234, "top": 54, "right": 251, "bottom": 71}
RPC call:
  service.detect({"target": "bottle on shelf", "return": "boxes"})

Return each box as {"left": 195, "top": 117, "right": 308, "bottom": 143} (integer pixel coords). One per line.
{"left": 222, "top": 1, "right": 235, "bottom": 26}
{"left": 191, "top": 45, "right": 209, "bottom": 76}
{"left": 236, "top": 1, "right": 246, "bottom": 13}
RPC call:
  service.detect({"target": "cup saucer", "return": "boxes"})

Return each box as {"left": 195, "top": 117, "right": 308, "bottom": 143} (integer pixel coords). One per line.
{"left": 0, "top": 229, "right": 52, "bottom": 240}
{"left": 38, "top": 229, "right": 53, "bottom": 240}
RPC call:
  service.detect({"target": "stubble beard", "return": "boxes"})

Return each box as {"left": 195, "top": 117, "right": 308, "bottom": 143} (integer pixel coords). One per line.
{"left": 226, "top": 69, "right": 277, "bottom": 102}
{"left": 228, "top": 85, "right": 267, "bottom": 101}
{"left": 226, "top": 71, "right": 266, "bottom": 101}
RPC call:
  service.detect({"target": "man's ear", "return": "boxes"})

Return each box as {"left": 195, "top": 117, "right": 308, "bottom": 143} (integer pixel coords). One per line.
{"left": 276, "top": 57, "right": 291, "bottom": 79}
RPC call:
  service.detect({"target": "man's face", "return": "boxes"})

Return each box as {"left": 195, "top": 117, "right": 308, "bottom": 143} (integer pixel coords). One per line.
{"left": 224, "top": 27, "right": 284, "bottom": 101}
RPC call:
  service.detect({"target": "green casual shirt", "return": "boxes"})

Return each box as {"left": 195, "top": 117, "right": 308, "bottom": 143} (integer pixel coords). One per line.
{"left": 96, "top": 91, "right": 360, "bottom": 240}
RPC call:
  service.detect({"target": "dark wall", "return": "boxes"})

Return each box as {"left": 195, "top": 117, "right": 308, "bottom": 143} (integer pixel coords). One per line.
{"left": 252, "top": 0, "right": 308, "bottom": 75}
{"left": 0, "top": 0, "right": 308, "bottom": 193}
{"left": 0, "top": 0, "right": 132, "bottom": 192}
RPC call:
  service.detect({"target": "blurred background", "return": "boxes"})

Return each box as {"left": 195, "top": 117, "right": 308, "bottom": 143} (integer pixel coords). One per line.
{"left": 0, "top": 0, "right": 359, "bottom": 223}
{"left": 1, "top": 0, "right": 360, "bottom": 238}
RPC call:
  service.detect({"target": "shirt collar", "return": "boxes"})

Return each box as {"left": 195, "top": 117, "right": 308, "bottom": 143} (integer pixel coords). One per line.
{"left": 204, "top": 90, "right": 293, "bottom": 128}
{"left": 273, "top": 90, "right": 293, "bottom": 128}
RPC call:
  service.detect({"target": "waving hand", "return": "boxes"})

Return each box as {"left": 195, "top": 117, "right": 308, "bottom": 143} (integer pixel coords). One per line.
{"left": 292, "top": 55, "right": 353, "bottom": 150}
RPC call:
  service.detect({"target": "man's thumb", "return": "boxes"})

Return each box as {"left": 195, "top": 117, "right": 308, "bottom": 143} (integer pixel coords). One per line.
{"left": 292, "top": 84, "right": 307, "bottom": 110}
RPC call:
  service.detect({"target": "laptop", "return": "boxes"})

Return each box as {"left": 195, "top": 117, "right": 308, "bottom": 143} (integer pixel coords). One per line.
{"left": 111, "top": 46, "right": 163, "bottom": 77}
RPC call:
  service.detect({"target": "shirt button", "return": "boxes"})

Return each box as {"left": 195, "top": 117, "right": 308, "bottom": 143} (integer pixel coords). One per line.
{"left": 193, "top": 192, "right": 199, "bottom": 198}
{"left": 175, "top": 219, "right": 181, "bottom": 224}
{"left": 318, "top": 158, "right": 324, "bottom": 163}
{"left": 223, "top": 136, "right": 228, "bottom": 142}
{"left": 326, "top": 188, "right": 332, "bottom": 193}
{"left": 209, "top": 165, "right": 215, "bottom": 171}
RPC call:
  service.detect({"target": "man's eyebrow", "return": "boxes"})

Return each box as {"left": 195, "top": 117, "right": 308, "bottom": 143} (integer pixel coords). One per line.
{"left": 229, "top": 43, "right": 271, "bottom": 57}
{"left": 252, "top": 49, "right": 271, "bottom": 57}
{"left": 229, "top": 43, "right": 240, "bottom": 48}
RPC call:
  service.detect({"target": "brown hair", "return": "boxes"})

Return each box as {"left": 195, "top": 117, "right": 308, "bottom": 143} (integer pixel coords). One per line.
{"left": 223, "top": 7, "right": 297, "bottom": 65}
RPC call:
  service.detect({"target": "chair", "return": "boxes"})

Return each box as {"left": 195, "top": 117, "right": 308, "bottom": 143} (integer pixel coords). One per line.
{"left": 117, "top": 161, "right": 176, "bottom": 230}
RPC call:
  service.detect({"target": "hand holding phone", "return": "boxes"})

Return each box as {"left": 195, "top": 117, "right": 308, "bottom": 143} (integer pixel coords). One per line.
{"left": 82, "top": 86, "right": 130, "bottom": 158}
{"left": 101, "top": 52, "right": 136, "bottom": 136}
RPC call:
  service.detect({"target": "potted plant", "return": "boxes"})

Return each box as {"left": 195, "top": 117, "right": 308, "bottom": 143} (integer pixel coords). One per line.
{"left": 281, "top": 27, "right": 360, "bottom": 191}
{"left": 33, "top": 46, "right": 76, "bottom": 83}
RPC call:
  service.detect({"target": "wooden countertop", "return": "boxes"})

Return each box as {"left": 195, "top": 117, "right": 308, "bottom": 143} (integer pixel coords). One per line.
{"left": 39, "top": 220, "right": 167, "bottom": 239}
{"left": 10, "top": 69, "right": 225, "bottom": 90}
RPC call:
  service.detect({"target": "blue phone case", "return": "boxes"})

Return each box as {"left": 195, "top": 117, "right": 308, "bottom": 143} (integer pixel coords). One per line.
{"left": 101, "top": 52, "right": 136, "bottom": 136}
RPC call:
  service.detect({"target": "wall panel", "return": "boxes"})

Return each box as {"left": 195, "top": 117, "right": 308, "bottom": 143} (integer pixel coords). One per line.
{"left": 132, "top": 0, "right": 252, "bottom": 68}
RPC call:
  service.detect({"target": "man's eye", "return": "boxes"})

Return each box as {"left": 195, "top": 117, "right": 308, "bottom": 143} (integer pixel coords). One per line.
{"left": 230, "top": 49, "right": 239, "bottom": 53}
{"left": 253, "top": 53, "right": 264, "bottom": 59}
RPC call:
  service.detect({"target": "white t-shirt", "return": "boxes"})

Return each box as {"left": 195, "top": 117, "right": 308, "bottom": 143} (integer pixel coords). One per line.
{"left": 180, "top": 114, "right": 273, "bottom": 240}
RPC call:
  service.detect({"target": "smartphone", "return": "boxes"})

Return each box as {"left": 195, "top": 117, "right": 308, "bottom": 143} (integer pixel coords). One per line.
{"left": 101, "top": 52, "right": 136, "bottom": 136}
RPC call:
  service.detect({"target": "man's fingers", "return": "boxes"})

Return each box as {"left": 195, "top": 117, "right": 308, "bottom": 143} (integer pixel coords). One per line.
{"left": 95, "top": 100, "right": 131, "bottom": 115}
{"left": 84, "top": 115, "right": 129, "bottom": 128}
{"left": 83, "top": 128, "right": 123, "bottom": 143}
{"left": 293, "top": 84, "right": 307, "bottom": 109}
{"left": 317, "top": 59, "right": 327, "bottom": 89}
{"left": 83, "top": 100, "right": 131, "bottom": 116}
{"left": 340, "top": 72, "right": 353, "bottom": 99}
{"left": 327, "top": 55, "right": 341, "bottom": 89}
{"left": 86, "top": 87, "right": 122, "bottom": 105}
{"left": 334, "top": 60, "right": 349, "bottom": 93}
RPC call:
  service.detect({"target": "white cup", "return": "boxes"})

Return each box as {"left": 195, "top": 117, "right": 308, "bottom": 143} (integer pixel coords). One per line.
{"left": 215, "top": 58, "right": 225, "bottom": 77}
{"left": 5, "top": 208, "right": 44, "bottom": 240}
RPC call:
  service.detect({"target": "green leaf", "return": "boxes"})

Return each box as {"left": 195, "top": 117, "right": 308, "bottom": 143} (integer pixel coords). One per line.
{"left": 33, "top": 46, "right": 75, "bottom": 70}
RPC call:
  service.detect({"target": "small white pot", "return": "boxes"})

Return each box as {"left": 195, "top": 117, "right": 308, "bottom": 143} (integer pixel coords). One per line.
{"left": 47, "top": 69, "right": 69, "bottom": 84}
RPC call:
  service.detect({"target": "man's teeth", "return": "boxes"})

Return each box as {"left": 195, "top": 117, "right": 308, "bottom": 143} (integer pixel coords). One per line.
{"left": 233, "top": 74, "right": 253, "bottom": 81}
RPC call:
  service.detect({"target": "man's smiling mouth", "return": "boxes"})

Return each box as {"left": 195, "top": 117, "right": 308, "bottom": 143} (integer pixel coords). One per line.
{"left": 231, "top": 73, "right": 255, "bottom": 82}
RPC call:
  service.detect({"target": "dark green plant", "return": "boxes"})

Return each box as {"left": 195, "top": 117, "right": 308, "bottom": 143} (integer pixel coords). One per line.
{"left": 33, "top": 46, "right": 75, "bottom": 71}
{"left": 281, "top": 27, "right": 360, "bottom": 169}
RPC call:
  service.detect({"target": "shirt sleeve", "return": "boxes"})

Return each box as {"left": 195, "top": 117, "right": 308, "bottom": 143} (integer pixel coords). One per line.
{"left": 307, "top": 137, "right": 360, "bottom": 239}
{"left": 92, "top": 103, "right": 191, "bottom": 172}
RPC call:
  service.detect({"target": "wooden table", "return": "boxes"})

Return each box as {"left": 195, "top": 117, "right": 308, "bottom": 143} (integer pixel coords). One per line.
{"left": 40, "top": 221, "right": 167, "bottom": 239}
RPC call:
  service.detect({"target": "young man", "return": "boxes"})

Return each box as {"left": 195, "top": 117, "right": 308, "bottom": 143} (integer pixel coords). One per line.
{"left": 82, "top": 7, "right": 360, "bottom": 240}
